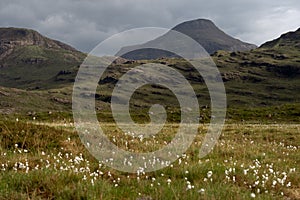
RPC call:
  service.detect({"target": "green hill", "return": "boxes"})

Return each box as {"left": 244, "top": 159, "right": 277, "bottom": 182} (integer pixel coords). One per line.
{"left": 0, "top": 28, "right": 85, "bottom": 89}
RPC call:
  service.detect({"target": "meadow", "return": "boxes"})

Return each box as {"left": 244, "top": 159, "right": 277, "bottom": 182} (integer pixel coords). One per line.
{"left": 0, "top": 117, "right": 299, "bottom": 200}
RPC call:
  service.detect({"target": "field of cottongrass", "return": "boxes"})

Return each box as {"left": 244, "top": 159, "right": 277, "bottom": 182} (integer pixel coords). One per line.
{"left": 0, "top": 119, "right": 299, "bottom": 199}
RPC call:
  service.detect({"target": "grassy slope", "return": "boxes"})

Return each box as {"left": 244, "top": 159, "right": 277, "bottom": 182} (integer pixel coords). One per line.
{"left": 0, "top": 45, "right": 85, "bottom": 89}
{"left": 1, "top": 52, "right": 299, "bottom": 123}
{"left": 214, "top": 47, "right": 300, "bottom": 107}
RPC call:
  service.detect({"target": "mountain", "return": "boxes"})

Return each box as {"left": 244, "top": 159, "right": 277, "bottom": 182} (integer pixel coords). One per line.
{"left": 0, "top": 28, "right": 85, "bottom": 89}
{"left": 118, "top": 19, "right": 257, "bottom": 60}
{"left": 172, "top": 19, "right": 257, "bottom": 53}
{"left": 0, "top": 25, "right": 299, "bottom": 115}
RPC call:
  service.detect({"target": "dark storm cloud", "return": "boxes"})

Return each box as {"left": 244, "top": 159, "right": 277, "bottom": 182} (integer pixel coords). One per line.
{"left": 0, "top": 0, "right": 299, "bottom": 52}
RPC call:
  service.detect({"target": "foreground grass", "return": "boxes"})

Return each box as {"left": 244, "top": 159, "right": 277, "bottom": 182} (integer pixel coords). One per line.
{"left": 0, "top": 120, "right": 299, "bottom": 199}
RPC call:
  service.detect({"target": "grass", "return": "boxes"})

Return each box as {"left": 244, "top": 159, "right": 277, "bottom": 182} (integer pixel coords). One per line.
{"left": 0, "top": 118, "right": 299, "bottom": 199}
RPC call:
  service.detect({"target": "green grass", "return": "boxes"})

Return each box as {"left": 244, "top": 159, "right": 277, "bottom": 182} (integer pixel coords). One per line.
{"left": 0, "top": 118, "right": 299, "bottom": 199}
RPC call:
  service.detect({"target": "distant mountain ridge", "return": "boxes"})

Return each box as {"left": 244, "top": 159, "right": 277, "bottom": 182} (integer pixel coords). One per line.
{"left": 118, "top": 19, "right": 257, "bottom": 60}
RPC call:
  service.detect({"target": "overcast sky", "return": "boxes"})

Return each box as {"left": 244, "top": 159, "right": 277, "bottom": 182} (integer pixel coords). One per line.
{"left": 0, "top": 0, "right": 299, "bottom": 52}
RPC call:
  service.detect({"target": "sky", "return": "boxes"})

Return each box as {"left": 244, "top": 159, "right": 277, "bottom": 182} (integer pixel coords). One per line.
{"left": 0, "top": 0, "right": 300, "bottom": 53}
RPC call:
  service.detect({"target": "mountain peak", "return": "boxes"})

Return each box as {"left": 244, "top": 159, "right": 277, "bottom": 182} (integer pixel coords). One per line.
{"left": 171, "top": 18, "right": 257, "bottom": 54}
{"left": 0, "top": 27, "right": 40, "bottom": 39}
{"left": 119, "top": 19, "right": 257, "bottom": 60}
{"left": 172, "top": 19, "right": 216, "bottom": 31}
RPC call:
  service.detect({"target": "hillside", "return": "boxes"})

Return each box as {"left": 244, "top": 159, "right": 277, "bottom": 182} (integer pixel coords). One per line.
{"left": 0, "top": 28, "right": 85, "bottom": 89}
{"left": 118, "top": 19, "right": 257, "bottom": 60}
{"left": 260, "top": 28, "right": 300, "bottom": 49}
{"left": 0, "top": 26, "right": 299, "bottom": 116}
